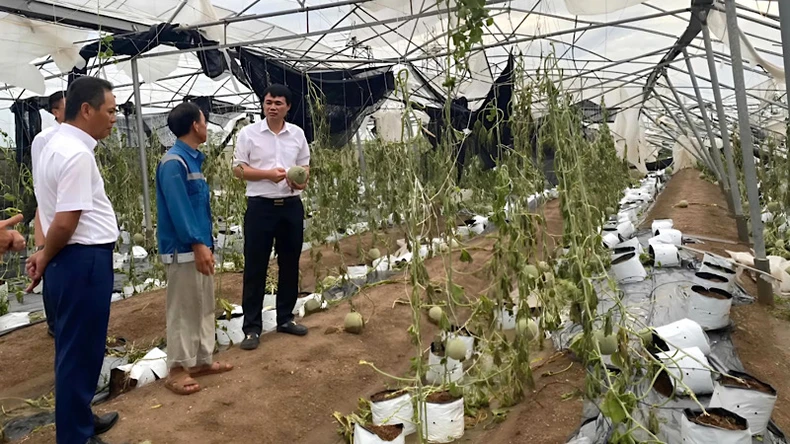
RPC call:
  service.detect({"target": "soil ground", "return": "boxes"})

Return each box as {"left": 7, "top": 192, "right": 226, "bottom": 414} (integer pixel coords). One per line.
{"left": 4, "top": 169, "right": 789, "bottom": 443}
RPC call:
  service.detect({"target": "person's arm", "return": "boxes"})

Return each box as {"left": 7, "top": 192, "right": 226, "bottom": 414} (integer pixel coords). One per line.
{"left": 34, "top": 209, "right": 45, "bottom": 248}
{"left": 0, "top": 214, "right": 25, "bottom": 254}
{"left": 287, "top": 133, "right": 311, "bottom": 191}
{"left": 158, "top": 161, "right": 214, "bottom": 274}
{"left": 232, "top": 131, "right": 283, "bottom": 182}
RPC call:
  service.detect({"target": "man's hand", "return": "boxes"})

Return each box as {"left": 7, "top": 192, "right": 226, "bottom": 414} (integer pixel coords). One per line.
{"left": 0, "top": 214, "right": 26, "bottom": 255}
{"left": 26, "top": 250, "right": 47, "bottom": 292}
{"left": 268, "top": 168, "right": 287, "bottom": 183}
{"left": 193, "top": 244, "right": 215, "bottom": 276}
{"left": 286, "top": 168, "right": 309, "bottom": 192}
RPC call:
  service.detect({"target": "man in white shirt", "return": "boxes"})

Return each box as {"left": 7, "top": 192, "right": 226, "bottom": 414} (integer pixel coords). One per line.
{"left": 26, "top": 77, "right": 120, "bottom": 444}
{"left": 30, "top": 90, "right": 65, "bottom": 337}
{"left": 232, "top": 84, "right": 310, "bottom": 351}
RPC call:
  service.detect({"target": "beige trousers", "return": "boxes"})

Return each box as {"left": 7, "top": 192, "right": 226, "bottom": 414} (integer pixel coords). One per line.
{"left": 166, "top": 261, "right": 215, "bottom": 370}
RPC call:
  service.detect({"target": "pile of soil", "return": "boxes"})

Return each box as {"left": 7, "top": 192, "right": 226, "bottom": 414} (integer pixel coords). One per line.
{"left": 425, "top": 391, "right": 459, "bottom": 404}
{"left": 369, "top": 389, "right": 408, "bottom": 403}
{"left": 362, "top": 423, "right": 403, "bottom": 441}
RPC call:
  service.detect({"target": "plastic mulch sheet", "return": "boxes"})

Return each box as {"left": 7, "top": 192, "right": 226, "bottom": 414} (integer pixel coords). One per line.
{"left": 554, "top": 229, "right": 788, "bottom": 444}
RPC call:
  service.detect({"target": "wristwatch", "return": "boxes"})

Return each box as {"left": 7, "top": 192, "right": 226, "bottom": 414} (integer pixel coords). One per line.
{"left": 36, "top": 246, "right": 44, "bottom": 252}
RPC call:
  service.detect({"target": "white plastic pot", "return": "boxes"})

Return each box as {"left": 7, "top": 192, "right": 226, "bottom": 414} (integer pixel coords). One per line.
{"left": 603, "top": 232, "right": 622, "bottom": 249}
{"left": 709, "top": 371, "right": 777, "bottom": 436}
{"left": 353, "top": 423, "right": 406, "bottom": 444}
{"left": 370, "top": 390, "right": 416, "bottom": 436}
{"left": 699, "top": 261, "right": 737, "bottom": 280}
{"left": 347, "top": 265, "right": 369, "bottom": 280}
{"left": 615, "top": 237, "right": 644, "bottom": 255}
{"left": 0, "top": 282, "right": 7, "bottom": 308}
{"left": 216, "top": 304, "right": 245, "bottom": 346}
{"left": 262, "top": 294, "right": 277, "bottom": 310}
{"left": 618, "top": 208, "right": 638, "bottom": 224}
{"left": 651, "top": 228, "right": 683, "bottom": 246}
{"left": 419, "top": 396, "right": 465, "bottom": 443}
{"left": 680, "top": 408, "right": 751, "bottom": 444}
{"left": 657, "top": 346, "right": 714, "bottom": 396}
{"left": 262, "top": 308, "right": 278, "bottom": 332}
{"left": 651, "top": 219, "right": 674, "bottom": 236}
{"left": 611, "top": 246, "right": 637, "bottom": 263}
{"left": 686, "top": 285, "right": 733, "bottom": 331}
{"left": 425, "top": 348, "right": 463, "bottom": 385}
{"left": 649, "top": 243, "right": 680, "bottom": 267}
{"left": 694, "top": 272, "right": 733, "bottom": 293}
{"left": 616, "top": 221, "right": 636, "bottom": 239}
{"left": 496, "top": 305, "right": 518, "bottom": 330}
{"left": 701, "top": 253, "right": 736, "bottom": 272}
{"left": 611, "top": 252, "right": 647, "bottom": 283}
{"left": 653, "top": 318, "right": 711, "bottom": 355}
{"left": 114, "top": 347, "right": 168, "bottom": 388}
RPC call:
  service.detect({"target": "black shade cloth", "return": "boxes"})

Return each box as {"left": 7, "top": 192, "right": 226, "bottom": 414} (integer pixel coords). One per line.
{"left": 69, "top": 23, "right": 226, "bottom": 83}
{"left": 237, "top": 47, "right": 395, "bottom": 147}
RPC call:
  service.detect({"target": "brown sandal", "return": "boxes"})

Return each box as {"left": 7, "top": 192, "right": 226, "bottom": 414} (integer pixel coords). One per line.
{"left": 188, "top": 361, "right": 234, "bottom": 377}
{"left": 165, "top": 375, "right": 201, "bottom": 395}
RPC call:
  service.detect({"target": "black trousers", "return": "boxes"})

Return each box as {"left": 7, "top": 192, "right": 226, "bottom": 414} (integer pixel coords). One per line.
{"left": 242, "top": 196, "right": 304, "bottom": 335}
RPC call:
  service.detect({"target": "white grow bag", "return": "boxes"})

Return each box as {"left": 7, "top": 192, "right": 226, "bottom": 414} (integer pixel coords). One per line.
{"left": 615, "top": 237, "right": 644, "bottom": 255}
{"left": 262, "top": 308, "right": 278, "bottom": 332}
{"left": 651, "top": 219, "right": 674, "bottom": 236}
{"left": 693, "top": 272, "right": 733, "bottom": 293}
{"left": 353, "top": 423, "right": 406, "bottom": 444}
{"left": 699, "top": 261, "right": 737, "bottom": 282}
{"left": 425, "top": 349, "right": 463, "bottom": 385}
{"left": 650, "top": 228, "right": 683, "bottom": 246}
{"left": 603, "top": 232, "right": 622, "bottom": 249}
{"left": 649, "top": 243, "right": 680, "bottom": 267}
{"left": 216, "top": 304, "right": 245, "bottom": 346}
{"left": 371, "top": 390, "right": 417, "bottom": 436}
{"left": 496, "top": 305, "right": 518, "bottom": 330}
{"left": 657, "top": 346, "right": 714, "bottom": 396}
{"left": 611, "top": 252, "right": 647, "bottom": 283}
{"left": 709, "top": 371, "right": 777, "bottom": 436}
{"left": 616, "top": 221, "right": 636, "bottom": 239}
{"left": 618, "top": 207, "right": 638, "bottom": 224}
{"left": 653, "top": 318, "right": 711, "bottom": 355}
{"left": 419, "top": 397, "right": 465, "bottom": 443}
{"left": 680, "top": 408, "right": 752, "bottom": 444}
{"left": 686, "top": 285, "right": 733, "bottom": 331}
{"left": 701, "top": 253, "right": 736, "bottom": 272}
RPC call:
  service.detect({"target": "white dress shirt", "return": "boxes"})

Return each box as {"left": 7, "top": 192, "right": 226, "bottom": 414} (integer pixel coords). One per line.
{"left": 31, "top": 123, "right": 60, "bottom": 185}
{"left": 233, "top": 119, "right": 311, "bottom": 198}
{"left": 35, "top": 123, "right": 120, "bottom": 245}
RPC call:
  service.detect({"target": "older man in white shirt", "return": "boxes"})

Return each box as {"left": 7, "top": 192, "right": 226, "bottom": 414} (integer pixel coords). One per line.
{"left": 27, "top": 76, "right": 120, "bottom": 444}
{"left": 233, "top": 84, "right": 311, "bottom": 351}
{"left": 30, "top": 90, "right": 65, "bottom": 337}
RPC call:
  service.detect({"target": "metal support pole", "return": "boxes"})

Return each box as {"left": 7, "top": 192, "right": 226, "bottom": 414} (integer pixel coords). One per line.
{"left": 644, "top": 113, "right": 710, "bottom": 168}
{"left": 681, "top": 48, "right": 729, "bottom": 198}
{"left": 355, "top": 131, "right": 367, "bottom": 177}
{"left": 701, "top": 22, "right": 748, "bottom": 242}
{"left": 664, "top": 75, "right": 724, "bottom": 182}
{"left": 724, "top": 0, "right": 773, "bottom": 305}
{"left": 779, "top": 0, "right": 790, "bottom": 92}
{"left": 131, "top": 58, "right": 153, "bottom": 235}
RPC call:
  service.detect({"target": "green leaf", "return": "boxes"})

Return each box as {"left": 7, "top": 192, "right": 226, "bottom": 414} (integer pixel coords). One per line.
{"left": 460, "top": 249, "right": 473, "bottom": 263}
{"left": 486, "top": 17, "right": 494, "bottom": 26}
{"left": 601, "top": 390, "right": 628, "bottom": 424}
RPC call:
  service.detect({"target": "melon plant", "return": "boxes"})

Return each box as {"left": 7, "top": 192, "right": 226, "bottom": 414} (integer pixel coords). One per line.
{"left": 344, "top": 312, "right": 364, "bottom": 334}
{"left": 594, "top": 330, "right": 618, "bottom": 355}
{"left": 287, "top": 166, "right": 308, "bottom": 185}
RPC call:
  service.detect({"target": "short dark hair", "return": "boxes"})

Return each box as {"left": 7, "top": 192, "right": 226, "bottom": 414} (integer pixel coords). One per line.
{"left": 167, "top": 102, "right": 203, "bottom": 138}
{"left": 64, "top": 77, "right": 114, "bottom": 121}
{"left": 262, "top": 84, "right": 292, "bottom": 105}
{"left": 47, "top": 91, "right": 65, "bottom": 112}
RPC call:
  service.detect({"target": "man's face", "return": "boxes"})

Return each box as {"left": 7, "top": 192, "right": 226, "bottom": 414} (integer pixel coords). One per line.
{"left": 263, "top": 93, "right": 290, "bottom": 121}
{"left": 51, "top": 98, "right": 65, "bottom": 123}
{"left": 85, "top": 91, "right": 117, "bottom": 140}
{"left": 194, "top": 111, "right": 208, "bottom": 144}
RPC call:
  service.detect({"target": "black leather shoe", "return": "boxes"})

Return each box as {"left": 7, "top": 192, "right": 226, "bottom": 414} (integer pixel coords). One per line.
{"left": 276, "top": 321, "right": 308, "bottom": 336}
{"left": 94, "top": 412, "right": 119, "bottom": 435}
{"left": 240, "top": 333, "right": 260, "bottom": 350}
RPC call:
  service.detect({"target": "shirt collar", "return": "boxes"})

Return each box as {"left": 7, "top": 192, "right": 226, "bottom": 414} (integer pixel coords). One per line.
{"left": 59, "top": 123, "right": 98, "bottom": 151}
{"left": 261, "top": 118, "right": 291, "bottom": 135}
{"left": 173, "top": 139, "right": 204, "bottom": 160}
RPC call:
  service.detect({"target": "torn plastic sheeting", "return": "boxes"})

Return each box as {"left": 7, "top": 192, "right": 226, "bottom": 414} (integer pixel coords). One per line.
{"left": 0, "top": 312, "right": 31, "bottom": 333}
{"left": 555, "top": 232, "right": 787, "bottom": 444}
{"left": 114, "top": 348, "right": 168, "bottom": 389}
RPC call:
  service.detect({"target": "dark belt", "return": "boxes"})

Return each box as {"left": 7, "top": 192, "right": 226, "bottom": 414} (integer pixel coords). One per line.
{"left": 249, "top": 196, "right": 299, "bottom": 206}
{"left": 68, "top": 242, "right": 116, "bottom": 251}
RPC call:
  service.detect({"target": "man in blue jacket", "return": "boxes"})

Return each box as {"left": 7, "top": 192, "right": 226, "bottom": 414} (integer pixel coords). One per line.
{"left": 156, "top": 102, "right": 233, "bottom": 395}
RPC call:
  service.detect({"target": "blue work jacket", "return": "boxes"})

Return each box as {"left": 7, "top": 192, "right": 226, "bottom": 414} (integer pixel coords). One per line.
{"left": 155, "top": 140, "right": 213, "bottom": 260}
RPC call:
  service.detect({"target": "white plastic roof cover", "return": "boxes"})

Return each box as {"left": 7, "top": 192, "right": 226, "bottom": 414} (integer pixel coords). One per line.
{"left": 0, "top": 0, "right": 786, "bottom": 156}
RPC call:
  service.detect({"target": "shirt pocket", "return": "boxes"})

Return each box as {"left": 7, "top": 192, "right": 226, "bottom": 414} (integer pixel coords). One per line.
{"left": 279, "top": 138, "right": 302, "bottom": 167}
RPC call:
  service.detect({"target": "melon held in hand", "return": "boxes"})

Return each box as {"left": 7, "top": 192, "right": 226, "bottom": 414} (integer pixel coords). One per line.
{"left": 287, "top": 166, "right": 308, "bottom": 185}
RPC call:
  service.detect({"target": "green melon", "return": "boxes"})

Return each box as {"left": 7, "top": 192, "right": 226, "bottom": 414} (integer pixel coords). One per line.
{"left": 637, "top": 328, "right": 654, "bottom": 346}
{"left": 344, "top": 312, "right": 364, "bottom": 334}
{"left": 767, "top": 202, "right": 781, "bottom": 213}
{"left": 524, "top": 264, "right": 539, "bottom": 279}
{"left": 676, "top": 200, "right": 689, "bottom": 208}
{"left": 428, "top": 306, "right": 444, "bottom": 325}
{"left": 368, "top": 248, "right": 381, "bottom": 260}
{"left": 132, "top": 233, "right": 145, "bottom": 245}
{"left": 446, "top": 338, "right": 468, "bottom": 361}
{"left": 517, "top": 318, "right": 539, "bottom": 341}
{"left": 287, "top": 166, "right": 308, "bottom": 185}
{"left": 594, "top": 330, "right": 618, "bottom": 355}
{"left": 538, "top": 261, "right": 550, "bottom": 272}
{"left": 304, "top": 298, "right": 322, "bottom": 314}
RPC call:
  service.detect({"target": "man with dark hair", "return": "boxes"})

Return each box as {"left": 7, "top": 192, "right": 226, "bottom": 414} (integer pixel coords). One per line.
{"left": 156, "top": 102, "right": 233, "bottom": 395}
{"left": 26, "top": 76, "right": 120, "bottom": 444}
{"left": 30, "top": 90, "right": 66, "bottom": 337}
{"left": 233, "top": 83, "right": 311, "bottom": 351}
